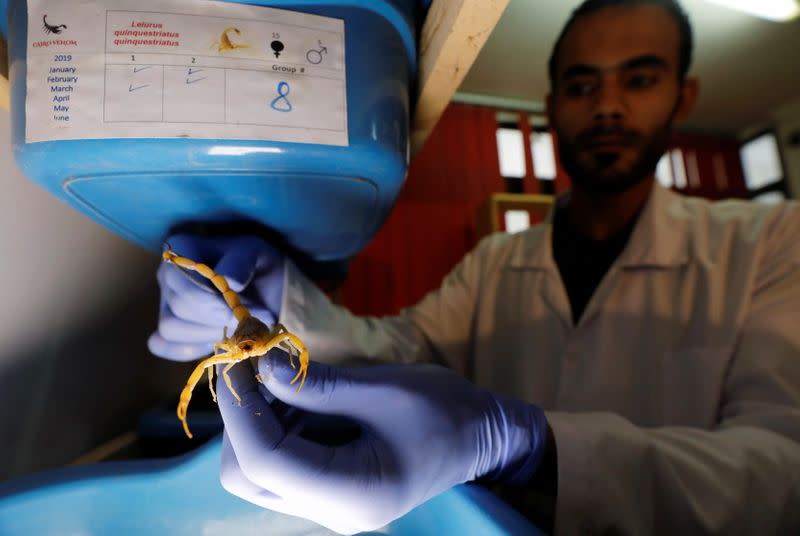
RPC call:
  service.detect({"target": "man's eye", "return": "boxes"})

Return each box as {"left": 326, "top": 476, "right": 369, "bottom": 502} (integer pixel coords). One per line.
{"left": 564, "top": 82, "right": 596, "bottom": 96}
{"left": 626, "top": 74, "right": 658, "bottom": 89}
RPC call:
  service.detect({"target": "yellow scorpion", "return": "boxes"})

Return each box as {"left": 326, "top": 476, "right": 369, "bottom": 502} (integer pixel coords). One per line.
{"left": 213, "top": 27, "right": 250, "bottom": 53}
{"left": 162, "top": 249, "right": 309, "bottom": 439}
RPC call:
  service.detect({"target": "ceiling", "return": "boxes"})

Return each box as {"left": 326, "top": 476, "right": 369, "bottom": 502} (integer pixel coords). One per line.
{"left": 456, "top": 0, "right": 800, "bottom": 137}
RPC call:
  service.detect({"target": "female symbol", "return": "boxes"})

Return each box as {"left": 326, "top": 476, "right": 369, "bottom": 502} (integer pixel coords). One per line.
{"left": 270, "top": 40, "right": 285, "bottom": 58}
{"left": 270, "top": 81, "right": 292, "bottom": 112}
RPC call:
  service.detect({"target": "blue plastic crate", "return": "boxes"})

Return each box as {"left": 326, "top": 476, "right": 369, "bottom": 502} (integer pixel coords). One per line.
{"left": 3, "top": 0, "right": 419, "bottom": 260}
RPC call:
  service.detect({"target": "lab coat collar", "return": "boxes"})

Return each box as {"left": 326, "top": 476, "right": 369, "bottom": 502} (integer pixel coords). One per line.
{"left": 510, "top": 182, "right": 689, "bottom": 270}
{"left": 617, "top": 182, "right": 690, "bottom": 269}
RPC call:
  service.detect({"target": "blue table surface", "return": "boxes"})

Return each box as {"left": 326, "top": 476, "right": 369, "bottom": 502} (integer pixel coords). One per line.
{"left": 0, "top": 434, "right": 543, "bottom": 535}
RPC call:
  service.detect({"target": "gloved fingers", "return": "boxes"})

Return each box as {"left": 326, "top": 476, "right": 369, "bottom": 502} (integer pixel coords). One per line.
{"left": 242, "top": 305, "right": 277, "bottom": 329}
{"left": 148, "top": 280, "right": 224, "bottom": 360}
{"left": 161, "top": 262, "right": 278, "bottom": 326}
{"left": 218, "top": 359, "right": 363, "bottom": 501}
{"left": 163, "top": 279, "right": 236, "bottom": 326}
{"left": 217, "top": 359, "right": 290, "bottom": 454}
{"left": 220, "top": 432, "right": 284, "bottom": 504}
{"left": 259, "top": 354, "right": 377, "bottom": 420}
{"left": 158, "top": 257, "right": 220, "bottom": 298}
{"left": 162, "top": 233, "right": 223, "bottom": 266}
{"left": 164, "top": 234, "right": 282, "bottom": 293}
{"left": 157, "top": 314, "right": 227, "bottom": 343}
{"left": 221, "top": 433, "right": 361, "bottom": 535}
{"left": 252, "top": 264, "right": 286, "bottom": 316}
{"left": 147, "top": 332, "right": 213, "bottom": 362}
{"left": 212, "top": 236, "right": 276, "bottom": 292}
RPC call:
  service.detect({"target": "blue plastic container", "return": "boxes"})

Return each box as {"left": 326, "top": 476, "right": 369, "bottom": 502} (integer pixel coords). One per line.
{"left": 0, "top": 435, "right": 543, "bottom": 535}
{"left": 3, "top": 0, "right": 419, "bottom": 260}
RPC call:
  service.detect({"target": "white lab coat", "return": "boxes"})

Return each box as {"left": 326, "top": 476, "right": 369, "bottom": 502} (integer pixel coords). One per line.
{"left": 279, "top": 183, "right": 800, "bottom": 534}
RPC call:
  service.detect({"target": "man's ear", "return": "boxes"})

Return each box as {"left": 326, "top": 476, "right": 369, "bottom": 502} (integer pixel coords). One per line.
{"left": 674, "top": 76, "right": 699, "bottom": 122}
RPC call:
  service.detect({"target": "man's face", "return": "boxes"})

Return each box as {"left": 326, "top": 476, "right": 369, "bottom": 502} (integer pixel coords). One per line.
{"left": 548, "top": 5, "right": 696, "bottom": 194}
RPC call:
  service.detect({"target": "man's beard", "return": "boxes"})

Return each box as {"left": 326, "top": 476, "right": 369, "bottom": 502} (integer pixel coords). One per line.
{"left": 557, "top": 114, "right": 675, "bottom": 195}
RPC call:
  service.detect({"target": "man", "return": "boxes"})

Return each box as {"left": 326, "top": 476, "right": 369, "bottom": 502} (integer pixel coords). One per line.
{"left": 149, "top": 0, "right": 800, "bottom": 533}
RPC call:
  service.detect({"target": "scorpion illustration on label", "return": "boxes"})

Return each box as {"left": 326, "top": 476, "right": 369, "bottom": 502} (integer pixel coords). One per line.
{"left": 213, "top": 27, "right": 250, "bottom": 53}
{"left": 42, "top": 15, "right": 67, "bottom": 35}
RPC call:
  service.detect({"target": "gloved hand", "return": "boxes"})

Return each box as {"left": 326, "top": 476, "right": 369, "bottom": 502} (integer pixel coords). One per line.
{"left": 217, "top": 355, "right": 549, "bottom": 535}
{"left": 147, "top": 234, "right": 285, "bottom": 361}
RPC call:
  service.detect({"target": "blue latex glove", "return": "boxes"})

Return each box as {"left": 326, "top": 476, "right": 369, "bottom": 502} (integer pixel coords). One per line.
{"left": 147, "top": 234, "right": 285, "bottom": 361}
{"left": 217, "top": 355, "right": 549, "bottom": 535}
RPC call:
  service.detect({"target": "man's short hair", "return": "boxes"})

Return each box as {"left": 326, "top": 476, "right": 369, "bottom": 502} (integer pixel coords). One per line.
{"left": 548, "top": 0, "right": 694, "bottom": 87}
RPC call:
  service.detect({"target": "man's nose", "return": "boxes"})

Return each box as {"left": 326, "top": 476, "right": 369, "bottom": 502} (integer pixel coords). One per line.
{"left": 593, "top": 79, "right": 625, "bottom": 121}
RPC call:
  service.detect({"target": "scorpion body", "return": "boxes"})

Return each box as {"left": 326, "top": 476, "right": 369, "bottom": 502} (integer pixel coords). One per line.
{"left": 163, "top": 249, "right": 308, "bottom": 438}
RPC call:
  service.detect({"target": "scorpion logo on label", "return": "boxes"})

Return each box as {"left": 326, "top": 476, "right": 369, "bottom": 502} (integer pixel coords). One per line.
{"left": 42, "top": 15, "right": 67, "bottom": 35}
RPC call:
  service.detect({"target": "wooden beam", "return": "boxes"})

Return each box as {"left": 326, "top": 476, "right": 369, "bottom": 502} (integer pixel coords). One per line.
{"left": 411, "top": 0, "right": 510, "bottom": 157}
{"left": 0, "top": 34, "right": 8, "bottom": 112}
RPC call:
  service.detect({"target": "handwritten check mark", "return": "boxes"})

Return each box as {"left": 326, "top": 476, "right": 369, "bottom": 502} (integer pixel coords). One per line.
{"left": 129, "top": 83, "right": 149, "bottom": 92}
{"left": 186, "top": 77, "right": 207, "bottom": 85}
{"left": 133, "top": 66, "right": 152, "bottom": 73}
{"left": 187, "top": 68, "right": 204, "bottom": 76}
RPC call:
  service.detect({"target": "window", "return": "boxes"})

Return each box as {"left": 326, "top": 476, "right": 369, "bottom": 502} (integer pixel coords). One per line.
{"left": 740, "top": 132, "right": 784, "bottom": 191}
{"left": 496, "top": 127, "right": 527, "bottom": 179}
{"left": 530, "top": 131, "right": 557, "bottom": 181}
{"left": 671, "top": 149, "right": 687, "bottom": 189}
{"left": 740, "top": 130, "right": 789, "bottom": 201}
{"left": 656, "top": 149, "right": 693, "bottom": 190}
{"left": 504, "top": 210, "right": 531, "bottom": 234}
{"left": 494, "top": 111, "right": 560, "bottom": 194}
{"left": 656, "top": 153, "right": 673, "bottom": 188}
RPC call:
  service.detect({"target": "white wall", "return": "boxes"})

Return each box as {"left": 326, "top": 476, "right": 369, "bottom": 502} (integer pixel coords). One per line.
{"left": 0, "top": 108, "right": 190, "bottom": 481}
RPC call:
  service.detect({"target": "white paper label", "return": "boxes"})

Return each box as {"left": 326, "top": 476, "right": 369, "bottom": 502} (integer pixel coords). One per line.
{"left": 25, "top": 0, "right": 348, "bottom": 145}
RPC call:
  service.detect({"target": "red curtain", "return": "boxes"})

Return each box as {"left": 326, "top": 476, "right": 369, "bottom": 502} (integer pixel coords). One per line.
{"left": 669, "top": 133, "right": 748, "bottom": 200}
{"left": 339, "top": 103, "right": 504, "bottom": 316}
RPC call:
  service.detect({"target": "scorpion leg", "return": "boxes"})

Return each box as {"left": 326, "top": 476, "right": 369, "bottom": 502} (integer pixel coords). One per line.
{"left": 221, "top": 361, "right": 242, "bottom": 406}
{"left": 207, "top": 366, "right": 217, "bottom": 403}
{"left": 279, "top": 341, "right": 297, "bottom": 369}
{"left": 264, "top": 332, "right": 309, "bottom": 391}
{"left": 177, "top": 352, "right": 237, "bottom": 439}
{"left": 273, "top": 323, "right": 287, "bottom": 335}
{"left": 209, "top": 338, "right": 231, "bottom": 403}
{"left": 272, "top": 324, "right": 299, "bottom": 369}
{"left": 281, "top": 333, "right": 309, "bottom": 391}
